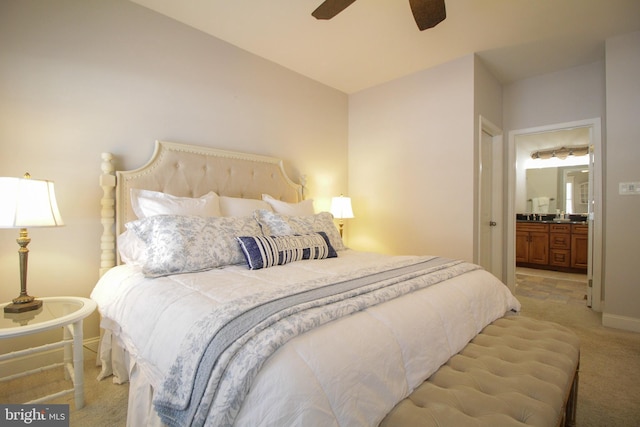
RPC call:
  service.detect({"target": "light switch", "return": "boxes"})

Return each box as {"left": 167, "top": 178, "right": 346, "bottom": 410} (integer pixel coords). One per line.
{"left": 619, "top": 182, "right": 640, "bottom": 195}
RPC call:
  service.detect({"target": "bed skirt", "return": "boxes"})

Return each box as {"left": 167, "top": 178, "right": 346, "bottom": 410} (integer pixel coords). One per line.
{"left": 98, "top": 315, "right": 578, "bottom": 427}
{"left": 97, "top": 330, "right": 164, "bottom": 426}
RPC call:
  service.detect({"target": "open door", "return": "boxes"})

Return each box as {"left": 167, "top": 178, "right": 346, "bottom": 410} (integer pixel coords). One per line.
{"left": 586, "top": 144, "right": 595, "bottom": 307}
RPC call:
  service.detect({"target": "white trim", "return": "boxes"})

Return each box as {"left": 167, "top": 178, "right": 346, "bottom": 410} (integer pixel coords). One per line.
{"left": 507, "top": 118, "right": 603, "bottom": 312}
{"left": 602, "top": 313, "right": 640, "bottom": 333}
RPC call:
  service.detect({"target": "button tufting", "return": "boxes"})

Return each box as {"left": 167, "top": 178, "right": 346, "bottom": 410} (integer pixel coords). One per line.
{"left": 380, "top": 316, "right": 579, "bottom": 427}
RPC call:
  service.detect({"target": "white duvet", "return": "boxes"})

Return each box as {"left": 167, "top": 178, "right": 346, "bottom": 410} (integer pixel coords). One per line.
{"left": 91, "top": 250, "right": 520, "bottom": 427}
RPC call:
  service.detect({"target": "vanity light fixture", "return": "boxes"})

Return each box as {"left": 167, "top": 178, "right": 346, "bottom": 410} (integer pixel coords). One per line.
{"left": 531, "top": 145, "right": 589, "bottom": 160}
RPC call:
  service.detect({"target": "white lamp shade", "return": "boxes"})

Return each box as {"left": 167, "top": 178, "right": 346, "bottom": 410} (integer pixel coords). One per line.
{"left": 330, "top": 196, "right": 354, "bottom": 219}
{"left": 0, "top": 176, "right": 64, "bottom": 228}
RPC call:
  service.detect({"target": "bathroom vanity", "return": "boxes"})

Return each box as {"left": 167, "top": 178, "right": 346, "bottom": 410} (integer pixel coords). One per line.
{"left": 516, "top": 216, "right": 588, "bottom": 273}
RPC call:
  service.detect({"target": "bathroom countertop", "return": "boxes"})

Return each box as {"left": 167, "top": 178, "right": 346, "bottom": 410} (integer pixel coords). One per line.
{"left": 516, "top": 219, "right": 588, "bottom": 225}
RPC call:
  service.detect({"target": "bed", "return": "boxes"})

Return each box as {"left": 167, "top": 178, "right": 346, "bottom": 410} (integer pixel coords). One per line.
{"left": 92, "top": 140, "right": 527, "bottom": 427}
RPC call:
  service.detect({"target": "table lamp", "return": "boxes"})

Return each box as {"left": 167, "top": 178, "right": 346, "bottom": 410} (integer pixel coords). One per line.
{"left": 0, "top": 173, "right": 64, "bottom": 313}
{"left": 330, "top": 195, "right": 354, "bottom": 237}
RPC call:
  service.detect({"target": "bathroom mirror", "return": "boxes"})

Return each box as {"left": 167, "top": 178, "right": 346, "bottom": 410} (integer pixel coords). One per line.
{"left": 526, "top": 166, "right": 589, "bottom": 214}
{"left": 516, "top": 127, "right": 591, "bottom": 215}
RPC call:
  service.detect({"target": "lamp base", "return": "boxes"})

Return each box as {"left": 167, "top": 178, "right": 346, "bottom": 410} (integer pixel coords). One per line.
{"left": 4, "top": 298, "right": 43, "bottom": 314}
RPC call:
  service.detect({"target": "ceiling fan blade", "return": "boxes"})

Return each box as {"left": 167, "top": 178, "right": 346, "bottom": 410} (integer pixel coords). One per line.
{"left": 409, "top": 0, "right": 446, "bottom": 31}
{"left": 312, "top": 0, "right": 357, "bottom": 20}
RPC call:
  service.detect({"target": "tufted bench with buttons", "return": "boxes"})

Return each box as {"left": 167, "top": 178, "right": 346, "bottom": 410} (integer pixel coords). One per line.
{"left": 380, "top": 316, "right": 580, "bottom": 427}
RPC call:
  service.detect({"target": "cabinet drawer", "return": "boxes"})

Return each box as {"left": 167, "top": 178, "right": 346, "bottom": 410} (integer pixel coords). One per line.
{"left": 550, "top": 233, "right": 571, "bottom": 249}
{"left": 550, "top": 249, "right": 571, "bottom": 267}
{"left": 572, "top": 224, "right": 588, "bottom": 234}
{"left": 549, "top": 223, "right": 571, "bottom": 233}
{"left": 516, "top": 223, "right": 549, "bottom": 232}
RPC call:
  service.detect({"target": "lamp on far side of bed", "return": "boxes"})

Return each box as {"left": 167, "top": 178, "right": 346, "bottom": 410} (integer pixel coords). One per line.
{"left": 0, "top": 173, "right": 64, "bottom": 313}
{"left": 330, "top": 195, "right": 354, "bottom": 237}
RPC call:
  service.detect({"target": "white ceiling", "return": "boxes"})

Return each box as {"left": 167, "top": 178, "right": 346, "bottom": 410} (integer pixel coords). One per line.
{"left": 130, "top": 0, "right": 640, "bottom": 94}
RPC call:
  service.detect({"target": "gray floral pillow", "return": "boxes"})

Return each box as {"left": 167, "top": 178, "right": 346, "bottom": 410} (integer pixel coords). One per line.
{"left": 126, "top": 215, "right": 262, "bottom": 277}
{"left": 253, "top": 210, "right": 345, "bottom": 251}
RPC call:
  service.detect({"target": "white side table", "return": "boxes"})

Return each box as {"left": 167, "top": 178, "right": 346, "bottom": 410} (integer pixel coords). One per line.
{"left": 0, "top": 296, "right": 97, "bottom": 409}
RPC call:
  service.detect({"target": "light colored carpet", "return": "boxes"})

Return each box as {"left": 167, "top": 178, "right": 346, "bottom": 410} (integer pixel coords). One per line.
{"left": 517, "top": 294, "right": 640, "bottom": 426}
{"left": 0, "top": 347, "right": 128, "bottom": 427}
{"left": 2, "top": 294, "right": 639, "bottom": 426}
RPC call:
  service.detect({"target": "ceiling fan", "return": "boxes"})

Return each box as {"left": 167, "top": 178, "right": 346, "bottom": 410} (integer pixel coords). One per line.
{"left": 312, "top": 0, "right": 446, "bottom": 31}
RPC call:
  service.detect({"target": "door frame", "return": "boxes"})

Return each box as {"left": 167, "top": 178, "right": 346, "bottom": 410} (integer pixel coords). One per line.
{"left": 506, "top": 118, "right": 603, "bottom": 311}
{"left": 476, "top": 116, "right": 504, "bottom": 281}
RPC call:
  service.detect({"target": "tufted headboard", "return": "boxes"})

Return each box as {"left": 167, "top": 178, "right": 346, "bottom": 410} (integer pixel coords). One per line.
{"left": 99, "top": 140, "right": 303, "bottom": 276}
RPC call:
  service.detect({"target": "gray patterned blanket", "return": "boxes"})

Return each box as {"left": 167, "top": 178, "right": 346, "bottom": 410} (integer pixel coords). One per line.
{"left": 153, "top": 256, "right": 480, "bottom": 427}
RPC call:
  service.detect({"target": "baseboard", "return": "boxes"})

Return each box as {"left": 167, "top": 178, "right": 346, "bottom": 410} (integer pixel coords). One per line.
{"left": 0, "top": 336, "right": 100, "bottom": 379}
{"left": 602, "top": 313, "right": 640, "bottom": 333}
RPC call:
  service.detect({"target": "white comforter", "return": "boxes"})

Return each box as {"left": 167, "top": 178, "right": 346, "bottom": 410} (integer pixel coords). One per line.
{"left": 91, "top": 250, "right": 520, "bottom": 427}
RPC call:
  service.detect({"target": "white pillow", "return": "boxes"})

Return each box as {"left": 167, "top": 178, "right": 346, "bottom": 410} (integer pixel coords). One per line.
{"left": 262, "top": 194, "right": 314, "bottom": 216}
{"left": 219, "top": 196, "right": 273, "bottom": 217}
{"left": 117, "top": 229, "right": 147, "bottom": 266}
{"left": 131, "top": 189, "right": 221, "bottom": 219}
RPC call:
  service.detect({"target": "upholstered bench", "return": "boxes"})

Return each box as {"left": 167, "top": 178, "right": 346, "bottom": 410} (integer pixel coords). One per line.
{"left": 380, "top": 316, "right": 580, "bottom": 427}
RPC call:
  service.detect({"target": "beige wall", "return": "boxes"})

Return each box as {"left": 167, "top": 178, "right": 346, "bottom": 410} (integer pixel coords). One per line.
{"left": 0, "top": 0, "right": 348, "bottom": 350}
{"left": 503, "top": 61, "right": 606, "bottom": 130}
{"left": 347, "top": 55, "right": 502, "bottom": 262}
{"left": 603, "top": 31, "right": 640, "bottom": 332}
{"left": 473, "top": 57, "right": 504, "bottom": 130}
{"left": 348, "top": 55, "right": 477, "bottom": 260}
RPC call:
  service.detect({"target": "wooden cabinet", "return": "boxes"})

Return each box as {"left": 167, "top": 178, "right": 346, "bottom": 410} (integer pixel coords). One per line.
{"left": 516, "top": 221, "right": 588, "bottom": 273}
{"left": 516, "top": 223, "right": 549, "bottom": 265}
{"left": 571, "top": 224, "right": 589, "bottom": 270}
{"left": 549, "top": 223, "right": 571, "bottom": 268}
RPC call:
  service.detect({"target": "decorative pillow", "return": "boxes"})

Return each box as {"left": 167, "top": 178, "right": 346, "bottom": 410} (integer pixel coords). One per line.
{"left": 219, "top": 196, "right": 273, "bottom": 217}
{"left": 126, "top": 214, "right": 262, "bottom": 277}
{"left": 131, "top": 189, "right": 221, "bottom": 219}
{"left": 262, "top": 194, "right": 315, "bottom": 216}
{"left": 253, "top": 210, "right": 345, "bottom": 251}
{"left": 237, "top": 232, "right": 337, "bottom": 270}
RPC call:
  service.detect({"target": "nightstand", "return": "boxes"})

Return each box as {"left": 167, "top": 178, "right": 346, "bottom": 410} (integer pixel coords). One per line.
{"left": 0, "top": 296, "right": 97, "bottom": 409}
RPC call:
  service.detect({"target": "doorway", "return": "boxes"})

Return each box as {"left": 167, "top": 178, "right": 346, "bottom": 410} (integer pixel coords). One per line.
{"left": 506, "top": 118, "right": 603, "bottom": 311}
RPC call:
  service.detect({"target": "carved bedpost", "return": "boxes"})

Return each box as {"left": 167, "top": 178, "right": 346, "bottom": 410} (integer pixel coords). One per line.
{"left": 100, "top": 153, "right": 116, "bottom": 277}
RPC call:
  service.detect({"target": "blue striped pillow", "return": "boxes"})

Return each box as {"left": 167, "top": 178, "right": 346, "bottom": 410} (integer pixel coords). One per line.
{"left": 237, "top": 232, "right": 337, "bottom": 270}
